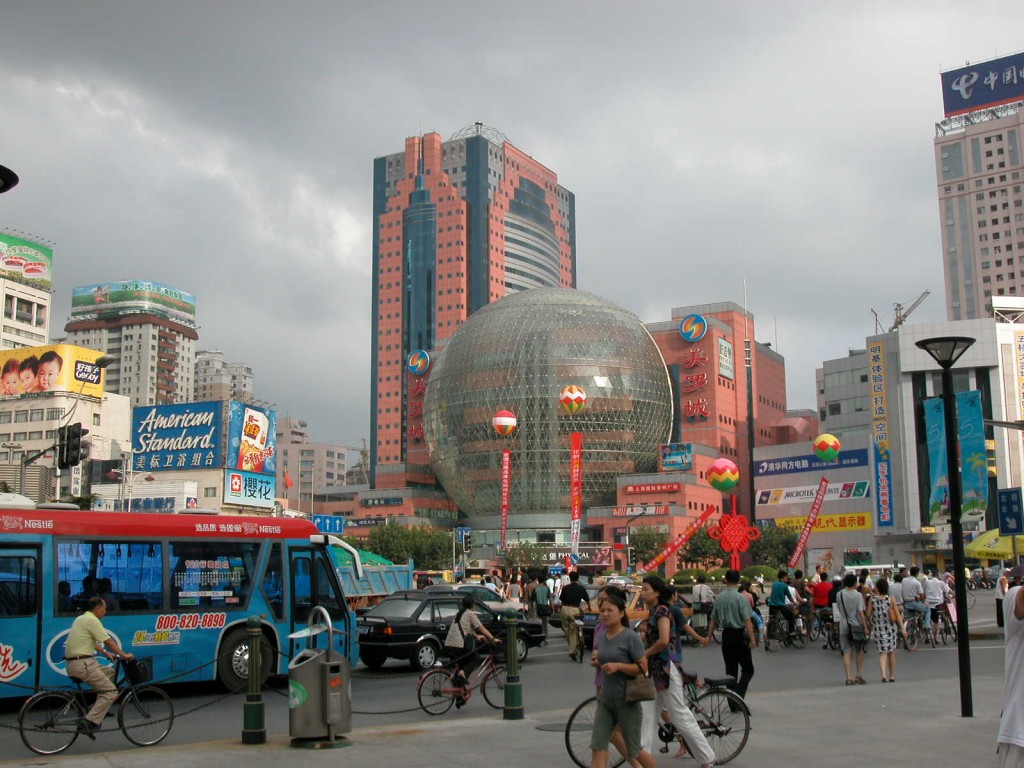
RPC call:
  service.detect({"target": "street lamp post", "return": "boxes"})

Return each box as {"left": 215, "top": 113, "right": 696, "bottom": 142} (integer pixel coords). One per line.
{"left": 916, "top": 335, "right": 976, "bottom": 718}
{"left": 623, "top": 509, "right": 649, "bottom": 572}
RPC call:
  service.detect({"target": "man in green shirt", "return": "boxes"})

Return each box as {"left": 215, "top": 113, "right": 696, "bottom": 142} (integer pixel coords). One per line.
{"left": 64, "top": 596, "right": 134, "bottom": 738}
{"left": 705, "top": 569, "right": 756, "bottom": 698}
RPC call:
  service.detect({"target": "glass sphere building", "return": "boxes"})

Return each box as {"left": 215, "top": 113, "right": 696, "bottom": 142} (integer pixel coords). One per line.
{"left": 423, "top": 288, "right": 673, "bottom": 531}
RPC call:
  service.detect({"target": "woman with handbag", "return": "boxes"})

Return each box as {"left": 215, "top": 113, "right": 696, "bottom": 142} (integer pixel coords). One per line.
{"left": 836, "top": 572, "right": 868, "bottom": 685}
{"left": 865, "top": 578, "right": 907, "bottom": 683}
{"left": 641, "top": 575, "right": 716, "bottom": 768}
{"left": 589, "top": 593, "right": 657, "bottom": 768}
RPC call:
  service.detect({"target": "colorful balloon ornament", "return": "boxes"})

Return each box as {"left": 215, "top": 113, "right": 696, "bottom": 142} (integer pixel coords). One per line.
{"left": 559, "top": 385, "right": 587, "bottom": 414}
{"left": 707, "top": 457, "right": 740, "bottom": 492}
{"left": 492, "top": 410, "right": 518, "bottom": 436}
{"left": 813, "top": 433, "right": 841, "bottom": 462}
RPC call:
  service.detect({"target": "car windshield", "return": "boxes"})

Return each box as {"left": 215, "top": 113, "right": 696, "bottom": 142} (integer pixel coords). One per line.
{"left": 366, "top": 598, "right": 421, "bottom": 619}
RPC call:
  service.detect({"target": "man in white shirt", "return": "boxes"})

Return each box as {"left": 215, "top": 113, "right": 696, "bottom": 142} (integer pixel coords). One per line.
{"left": 901, "top": 566, "right": 931, "bottom": 631}
{"left": 483, "top": 576, "right": 499, "bottom": 594}
{"left": 998, "top": 580, "right": 1024, "bottom": 766}
{"left": 924, "top": 571, "right": 952, "bottom": 641}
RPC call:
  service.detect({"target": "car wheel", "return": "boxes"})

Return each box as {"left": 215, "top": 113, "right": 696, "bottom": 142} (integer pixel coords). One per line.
{"left": 516, "top": 634, "right": 528, "bottom": 663}
{"left": 359, "top": 647, "right": 388, "bottom": 670}
{"left": 411, "top": 640, "right": 439, "bottom": 671}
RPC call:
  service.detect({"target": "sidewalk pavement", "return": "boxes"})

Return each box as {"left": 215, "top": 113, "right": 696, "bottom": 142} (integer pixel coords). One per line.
{"left": 0, "top": 672, "right": 1007, "bottom": 768}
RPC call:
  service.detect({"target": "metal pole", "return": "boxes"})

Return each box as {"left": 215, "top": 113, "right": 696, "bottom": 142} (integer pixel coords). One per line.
{"left": 503, "top": 610, "right": 523, "bottom": 720}
{"left": 940, "top": 365, "right": 973, "bottom": 717}
{"left": 242, "top": 615, "right": 267, "bottom": 743}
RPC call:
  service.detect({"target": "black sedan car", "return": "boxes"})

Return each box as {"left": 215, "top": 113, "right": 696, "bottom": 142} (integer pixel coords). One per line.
{"left": 357, "top": 590, "right": 545, "bottom": 670}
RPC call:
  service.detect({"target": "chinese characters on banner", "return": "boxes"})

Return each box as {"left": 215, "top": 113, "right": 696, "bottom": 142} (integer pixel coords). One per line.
{"left": 500, "top": 449, "right": 511, "bottom": 550}
{"left": 788, "top": 477, "right": 829, "bottom": 569}
{"left": 570, "top": 432, "right": 583, "bottom": 555}
{"left": 868, "top": 341, "right": 893, "bottom": 527}
{"left": 1015, "top": 331, "right": 1024, "bottom": 449}
{"left": 681, "top": 344, "right": 710, "bottom": 420}
{"left": 641, "top": 505, "right": 717, "bottom": 572}
{"left": 407, "top": 376, "right": 427, "bottom": 443}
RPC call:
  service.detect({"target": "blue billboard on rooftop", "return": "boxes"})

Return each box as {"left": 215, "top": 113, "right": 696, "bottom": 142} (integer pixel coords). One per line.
{"left": 941, "top": 52, "right": 1024, "bottom": 117}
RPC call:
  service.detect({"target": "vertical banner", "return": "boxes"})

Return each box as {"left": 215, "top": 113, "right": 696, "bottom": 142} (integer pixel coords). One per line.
{"left": 788, "top": 477, "right": 829, "bottom": 569}
{"left": 641, "top": 505, "right": 717, "bottom": 572}
{"left": 956, "top": 390, "right": 989, "bottom": 517}
{"left": 570, "top": 431, "right": 583, "bottom": 555}
{"left": 500, "top": 449, "right": 511, "bottom": 550}
{"left": 868, "top": 341, "right": 894, "bottom": 527}
{"left": 924, "top": 397, "right": 950, "bottom": 525}
{"left": 1015, "top": 331, "right": 1024, "bottom": 429}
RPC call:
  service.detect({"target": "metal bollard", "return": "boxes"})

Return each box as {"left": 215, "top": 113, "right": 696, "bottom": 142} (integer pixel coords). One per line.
{"left": 503, "top": 609, "right": 524, "bottom": 720}
{"left": 242, "top": 616, "right": 267, "bottom": 744}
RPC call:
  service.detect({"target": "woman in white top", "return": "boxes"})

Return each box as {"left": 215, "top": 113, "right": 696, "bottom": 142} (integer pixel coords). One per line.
{"left": 997, "top": 570, "right": 1011, "bottom": 628}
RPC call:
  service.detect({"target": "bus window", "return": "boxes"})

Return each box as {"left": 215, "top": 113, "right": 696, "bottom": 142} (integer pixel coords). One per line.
{"left": 169, "top": 541, "right": 261, "bottom": 610}
{"left": 314, "top": 555, "right": 347, "bottom": 623}
{"left": 0, "top": 555, "right": 36, "bottom": 616}
{"left": 56, "top": 541, "right": 164, "bottom": 614}
{"left": 262, "top": 542, "right": 285, "bottom": 621}
{"left": 291, "top": 554, "right": 312, "bottom": 619}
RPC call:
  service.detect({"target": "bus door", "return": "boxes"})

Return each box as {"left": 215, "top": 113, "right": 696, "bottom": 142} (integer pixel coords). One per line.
{"left": 288, "top": 546, "right": 354, "bottom": 666}
{"left": 0, "top": 546, "right": 41, "bottom": 695}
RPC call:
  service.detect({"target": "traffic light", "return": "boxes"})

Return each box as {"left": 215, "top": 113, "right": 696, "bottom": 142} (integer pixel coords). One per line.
{"left": 58, "top": 422, "right": 90, "bottom": 469}
{"left": 627, "top": 547, "right": 635, "bottom": 568}
{"left": 462, "top": 530, "right": 472, "bottom": 552}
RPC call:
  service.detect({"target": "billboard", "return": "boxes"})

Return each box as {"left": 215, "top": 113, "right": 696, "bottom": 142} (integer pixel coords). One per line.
{"left": 756, "top": 480, "right": 870, "bottom": 506}
{"left": 660, "top": 443, "right": 693, "bottom": 471}
{"left": 224, "top": 468, "right": 275, "bottom": 509}
{"left": 0, "top": 344, "right": 107, "bottom": 400}
{"left": 941, "top": 53, "right": 1024, "bottom": 117}
{"left": 0, "top": 233, "right": 52, "bottom": 290}
{"left": 754, "top": 448, "right": 869, "bottom": 477}
{"left": 71, "top": 280, "right": 196, "bottom": 325}
{"left": 132, "top": 401, "right": 223, "bottom": 472}
{"left": 717, "top": 338, "right": 734, "bottom": 381}
{"left": 227, "top": 401, "right": 277, "bottom": 476}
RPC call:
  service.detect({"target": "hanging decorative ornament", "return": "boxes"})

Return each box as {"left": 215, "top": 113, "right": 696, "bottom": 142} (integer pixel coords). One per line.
{"left": 812, "top": 433, "right": 841, "bottom": 462}
{"left": 707, "top": 457, "right": 740, "bottom": 492}
{"left": 492, "top": 410, "right": 518, "bottom": 436}
{"left": 559, "top": 385, "right": 587, "bottom": 414}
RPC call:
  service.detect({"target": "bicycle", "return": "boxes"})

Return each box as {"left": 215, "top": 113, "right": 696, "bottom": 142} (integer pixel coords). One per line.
{"left": 902, "top": 608, "right": 934, "bottom": 651}
{"left": 763, "top": 608, "right": 805, "bottom": 650}
{"left": 934, "top": 603, "right": 958, "bottom": 645}
{"left": 416, "top": 640, "right": 507, "bottom": 715}
{"left": 18, "top": 657, "right": 173, "bottom": 755}
{"left": 564, "top": 672, "right": 750, "bottom": 767}
{"left": 809, "top": 607, "right": 840, "bottom": 650}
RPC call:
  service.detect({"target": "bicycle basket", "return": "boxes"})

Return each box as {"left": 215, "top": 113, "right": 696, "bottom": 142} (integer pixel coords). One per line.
{"left": 125, "top": 657, "right": 153, "bottom": 685}
{"left": 491, "top": 644, "right": 507, "bottom": 664}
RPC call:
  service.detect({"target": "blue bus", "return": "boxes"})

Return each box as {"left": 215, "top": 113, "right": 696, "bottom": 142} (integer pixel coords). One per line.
{"left": 0, "top": 508, "right": 361, "bottom": 698}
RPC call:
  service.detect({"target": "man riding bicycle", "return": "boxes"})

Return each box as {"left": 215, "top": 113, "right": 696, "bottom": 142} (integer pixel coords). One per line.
{"left": 64, "top": 596, "right": 134, "bottom": 739}
{"left": 901, "top": 566, "right": 931, "bottom": 632}
{"left": 557, "top": 571, "right": 591, "bottom": 661}
{"left": 767, "top": 570, "right": 797, "bottom": 637}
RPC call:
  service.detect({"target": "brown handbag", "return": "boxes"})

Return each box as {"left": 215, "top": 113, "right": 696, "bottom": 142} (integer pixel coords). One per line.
{"left": 625, "top": 673, "right": 656, "bottom": 702}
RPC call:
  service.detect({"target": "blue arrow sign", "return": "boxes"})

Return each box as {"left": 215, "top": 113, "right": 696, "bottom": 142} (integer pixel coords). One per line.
{"left": 998, "top": 488, "right": 1024, "bottom": 535}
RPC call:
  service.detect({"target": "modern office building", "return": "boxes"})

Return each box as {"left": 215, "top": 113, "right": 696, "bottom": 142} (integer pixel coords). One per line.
{"left": 195, "top": 350, "right": 254, "bottom": 403}
{"left": 0, "top": 232, "right": 52, "bottom": 351}
{"left": 935, "top": 53, "right": 1024, "bottom": 320}
{"left": 63, "top": 280, "right": 197, "bottom": 406}
{"left": 370, "top": 123, "right": 576, "bottom": 492}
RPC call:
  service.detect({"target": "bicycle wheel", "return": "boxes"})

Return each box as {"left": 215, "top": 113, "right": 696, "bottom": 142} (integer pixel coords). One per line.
{"left": 564, "top": 696, "right": 626, "bottom": 768}
{"left": 119, "top": 686, "right": 174, "bottom": 746}
{"left": 808, "top": 617, "right": 821, "bottom": 642}
{"left": 19, "top": 691, "right": 82, "bottom": 756}
{"left": 762, "top": 618, "right": 774, "bottom": 651}
{"left": 481, "top": 664, "right": 507, "bottom": 709}
{"left": 692, "top": 688, "right": 750, "bottom": 765}
{"left": 712, "top": 625, "right": 722, "bottom": 644}
{"left": 904, "top": 623, "right": 920, "bottom": 651}
{"left": 789, "top": 626, "right": 806, "bottom": 648}
{"left": 417, "top": 668, "right": 457, "bottom": 715}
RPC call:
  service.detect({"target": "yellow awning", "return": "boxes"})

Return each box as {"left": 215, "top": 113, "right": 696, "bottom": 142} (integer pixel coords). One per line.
{"left": 964, "top": 528, "right": 1024, "bottom": 560}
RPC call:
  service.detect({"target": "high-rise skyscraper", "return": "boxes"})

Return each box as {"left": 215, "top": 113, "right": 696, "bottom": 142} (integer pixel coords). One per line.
{"left": 64, "top": 280, "right": 197, "bottom": 406}
{"left": 935, "top": 53, "right": 1024, "bottom": 320}
{"left": 370, "top": 123, "right": 576, "bottom": 492}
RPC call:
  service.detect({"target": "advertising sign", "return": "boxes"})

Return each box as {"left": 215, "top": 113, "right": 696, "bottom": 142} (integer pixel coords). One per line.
{"left": 924, "top": 397, "right": 949, "bottom": 525}
{"left": 536, "top": 544, "right": 612, "bottom": 567}
{"left": 0, "top": 344, "right": 108, "bottom": 400}
{"left": 788, "top": 478, "right": 829, "bottom": 569}
{"left": 570, "top": 432, "right": 583, "bottom": 555}
{"left": 754, "top": 449, "right": 869, "bottom": 477}
{"left": 772, "top": 512, "right": 872, "bottom": 533}
{"left": 71, "top": 280, "right": 196, "bottom": 324}
{"left": 224, "top": 468, "right": 275, "bottom": 509}
{"left": 659, "top": 444, "right": 693, "bottom": 472}
{"left": 625, "top": 482, "right": 682, "bottom": 494}
{"left": 868, "top": 341, "right": 893, "bottom": 527}
{"left": 924, "top": 391, "right": 988, "bottom": 525}
{"left": 228, "top": 401, "right": 277, "bottom": 476}
{"left": 611, "top": 505, "right": 669, "bottom": 517}
{"left": 756, "top": 480, "right": 869, "bottom": 506}
{"left": 500, "top": 449, "right": 511, "bottom": 550}
{"left": 941, "top": 53, "right": 1024, "bottom": 117}
{"left": 132, "top": 401, "right": 223, "bottom": 472}
{"left": 717, "top": 338, "right": 734, "bottom": 381}
{"left": 0, "top": 232, "right": 52, "bottom": 290}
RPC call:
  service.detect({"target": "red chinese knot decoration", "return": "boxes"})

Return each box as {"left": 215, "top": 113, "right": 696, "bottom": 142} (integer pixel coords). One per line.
{"left": 707, "top": 497, "right": 761, "bottom": 570}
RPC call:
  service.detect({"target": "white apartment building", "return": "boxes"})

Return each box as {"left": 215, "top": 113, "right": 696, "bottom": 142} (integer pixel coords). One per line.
{"left": 274, "top": 417, "right": 349, "bottom": 512}
{"left": 195, "top": 350, "right": 254, "bottom": 403}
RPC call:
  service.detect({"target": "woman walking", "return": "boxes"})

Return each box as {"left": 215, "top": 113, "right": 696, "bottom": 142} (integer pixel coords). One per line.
{"left": 592, "top": 586, "right": 643, "bottom": 768}
{"left": 866, "top": 578, "right": 905, "bottom": 682}
{"left": 641, "top": 575, "right": 716, "bottom": 768}
{"left": 589, "top": 593, "right": 656, "bottom": 768}
{"left": 836, "top": 572, "right": 868, "bottom": 685}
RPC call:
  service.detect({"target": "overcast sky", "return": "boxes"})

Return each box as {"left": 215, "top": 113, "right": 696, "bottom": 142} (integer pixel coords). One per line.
{"left": 1, "top": 3, "right": 1021, "bottom": 446}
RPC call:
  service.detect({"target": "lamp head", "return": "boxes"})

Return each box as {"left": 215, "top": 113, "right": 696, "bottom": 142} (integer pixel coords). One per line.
{"left": 915, "top": 336, "right": 976, "bottom": 370}
{"left": 95, "top": 354, "right": 116, "bottom": 369}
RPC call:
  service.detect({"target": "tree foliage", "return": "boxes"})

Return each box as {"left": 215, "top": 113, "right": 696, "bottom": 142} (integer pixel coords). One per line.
{"left": 504, "top": 541, "right": 546, "bottom": 569}
{"left": 748, "top": 525, "right": 799, "bottom": 572}
{"left": 629, "top": 524, "right": 667, "bottom": 568}
{"left": 364, "top": 524, "right": 454, "bottom": 570}
{"left": 677, "top": 528, "right": 724, "bottom": 571}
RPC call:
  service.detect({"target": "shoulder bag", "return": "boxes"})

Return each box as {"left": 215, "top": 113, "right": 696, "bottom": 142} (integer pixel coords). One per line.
{"left": 887, "top": 597, "right": 900, "bottom": 624}
{"left": 625, "top": 672, "right": 656, "bottom": 702}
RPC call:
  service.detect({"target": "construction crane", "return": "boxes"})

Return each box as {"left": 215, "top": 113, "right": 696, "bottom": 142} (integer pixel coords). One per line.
{"left": 872, "top": 290, "right": 930, "bottom": 333}
{"left": 333, "top": 438, "right": 369, "bottom": 485}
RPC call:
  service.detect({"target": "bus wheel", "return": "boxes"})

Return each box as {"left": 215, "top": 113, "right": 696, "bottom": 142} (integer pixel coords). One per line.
{"left": 219, "top": 629, "right": 273, "bottom": 691}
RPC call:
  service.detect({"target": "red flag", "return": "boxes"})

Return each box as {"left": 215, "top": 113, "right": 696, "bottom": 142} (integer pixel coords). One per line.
{"left": 284, "top": 471, "right": 294, "bottom": 490}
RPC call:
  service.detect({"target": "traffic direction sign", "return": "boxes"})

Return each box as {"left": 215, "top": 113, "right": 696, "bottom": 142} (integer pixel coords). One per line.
{"left": 998, "top": 487, "right": 1024, "bottom": 535}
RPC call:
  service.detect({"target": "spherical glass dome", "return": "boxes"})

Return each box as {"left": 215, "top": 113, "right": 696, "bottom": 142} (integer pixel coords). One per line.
{"left": 423, "top": 288, "right": 673, "bottom": 530}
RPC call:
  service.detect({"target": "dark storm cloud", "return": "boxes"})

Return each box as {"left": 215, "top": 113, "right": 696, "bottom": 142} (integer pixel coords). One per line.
{"left": 0, "top": 2, "right": 1021, "bottom": 442}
